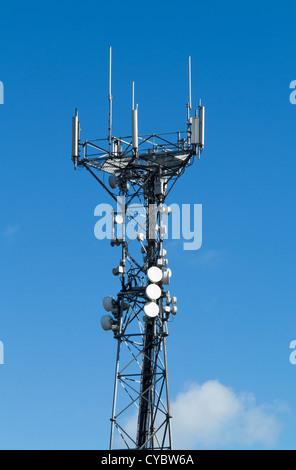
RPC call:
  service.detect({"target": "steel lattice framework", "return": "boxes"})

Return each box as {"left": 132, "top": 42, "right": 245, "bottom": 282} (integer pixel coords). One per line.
{"left": 71, "top": 50, "right": 204, "bottom": 450}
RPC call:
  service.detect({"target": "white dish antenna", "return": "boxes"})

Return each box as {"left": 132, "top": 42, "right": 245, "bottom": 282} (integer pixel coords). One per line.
{"left": 101, "top": 314, "right": 113, "bottom": 331}
{"left": 109, "top": 174, "right": 119, "bottom": 189}
{"left": 147, "top": 266, "right": 163, "bottom": 283}
{"left": 103, "top": 295, "right": 115, "bottom": 312}
{"left": 146, "top": 284, "right": 162, "bottom": 301}
{"left": 144, "top": 302, "right": 159, "bottom": 318}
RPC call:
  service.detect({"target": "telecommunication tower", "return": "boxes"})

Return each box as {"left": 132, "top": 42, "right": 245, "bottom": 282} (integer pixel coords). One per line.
{"left": 71, "top": 48, "right": 205, "bottom": 450}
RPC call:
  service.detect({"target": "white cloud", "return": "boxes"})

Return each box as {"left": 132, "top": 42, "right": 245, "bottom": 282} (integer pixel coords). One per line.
{"left": 185, "top": 249, "right": 223, "bottom": 268}
{"left": 171, "top": 380, "right": 286, "bottom": 449}
{"left": 114, "top": 380, "right": 287, "bottom": 450}
{"left": 2, "top": 225, "right": 20, "bottom": 238}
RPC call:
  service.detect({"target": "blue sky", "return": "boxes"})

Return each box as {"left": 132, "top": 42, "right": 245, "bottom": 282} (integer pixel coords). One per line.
{"left": 0, "top": 0, "right": 296, "bottom": 449}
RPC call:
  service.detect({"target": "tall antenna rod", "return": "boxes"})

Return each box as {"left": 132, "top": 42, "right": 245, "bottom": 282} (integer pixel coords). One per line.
{"left": 108, "top": 46, "right": 113, "bottom": 153}
{"left": 189, "top": 55, "right": 192, "bottom": 110}
{"left": 187, "top": 55, "right": 192, "bottom": 122}
{"left": 132, "top": 80, "right": 135, "bottom": 110}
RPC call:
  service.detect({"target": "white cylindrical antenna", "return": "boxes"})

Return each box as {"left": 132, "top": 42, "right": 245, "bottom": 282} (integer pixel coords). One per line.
{"left": 199, "top": 99, "right": 205, "bottom": 149}
{"left": 131, "top": 81, "right": 138, "bottom": 151}
{"left": 71, "top": 108, "right": 79, "bottom": 165}
{"left": 108, "top": 46, "right": 113, "bottom": 154}
{"left": 191, "top": 117, "right": 199, "bottom": 144}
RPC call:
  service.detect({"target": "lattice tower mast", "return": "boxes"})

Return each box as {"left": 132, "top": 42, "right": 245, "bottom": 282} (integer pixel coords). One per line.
{"left": 71, "top": 49, "right": 205, "bottom": 450}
